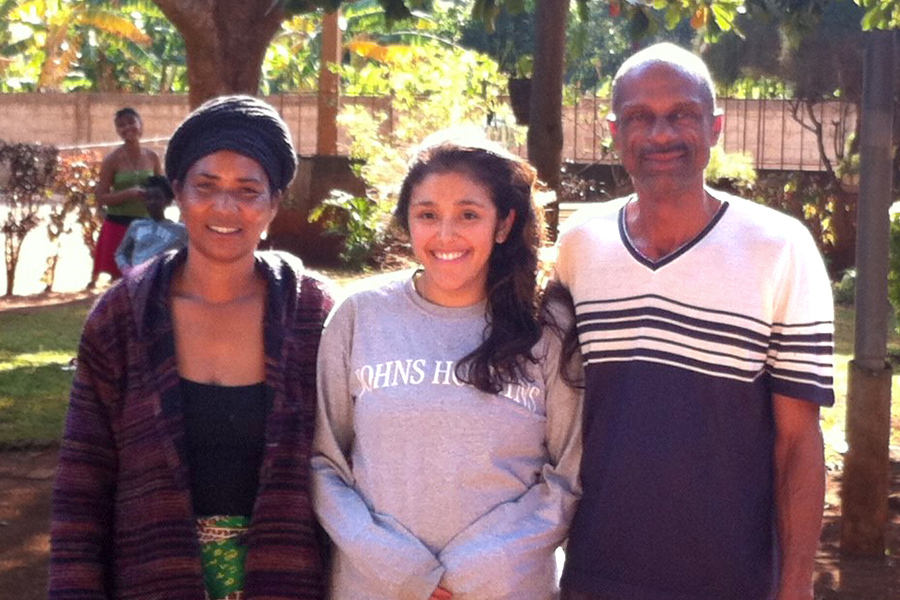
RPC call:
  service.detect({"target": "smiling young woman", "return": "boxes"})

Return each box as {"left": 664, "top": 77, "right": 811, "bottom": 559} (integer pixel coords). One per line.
{"left": 312, "top": 131, "right": 584, "bottom": 600}
{"left": 405, "top": 170, "right": 514, "bottom": 308}
{"left": 50, "top": 96, "right": 332, "bottom": 600}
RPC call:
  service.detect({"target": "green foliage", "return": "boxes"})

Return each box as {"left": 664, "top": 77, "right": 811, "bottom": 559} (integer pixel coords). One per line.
{"left": 262, "top": 13, "right": 320, "bottom": 94}
{"left": 92, "top": 2, "right": 188, "bottom": 93}
{"left": 1, "top": 0, "right": 154, "bottom": 92}
{"left": 705, "top": 146, "right": 757, "bottom": 188}
{"left": 0, "top": 1, "right": 186, "bottom": 93}
{"left": 308, "top": 189, "right": 394, "bottom": 268}
{"left": 0, "top": 301, "right": 87, "bottom": 448}
{"left": 0, "top": 140, "right": 59, "bottom": 296}
{"left": 705, "top": 0, "right": 867, "bottom": 103}
{"left": 3, "top": 0, "right": 887, "bottom": 97}
{"left": 833, "top": 267, "right": 856, "bottom": 306}
{"left": 457, "top": 4, "right": 536, "bottom": 77}
{"left": 454, "top": 1, "right": 692, "bottom": 94}
{"left": 599, "top": 0, "right": 746, "bottom": 41}
{"left": 315, "top": 27, "right": 520, "bottom": 264}
{"left": 889, "top": 216, "right": 900, "bottom": 325}
{"left": 338, "top": 37, "right": 511, "bottom": 197}
{"left": 855, "top": 0, "right": 900, "bottom": 29}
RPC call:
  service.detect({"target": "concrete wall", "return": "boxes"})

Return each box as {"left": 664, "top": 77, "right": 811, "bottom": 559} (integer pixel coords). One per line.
{"left": 0, "top": 92, "right": 393, "bottom": 159}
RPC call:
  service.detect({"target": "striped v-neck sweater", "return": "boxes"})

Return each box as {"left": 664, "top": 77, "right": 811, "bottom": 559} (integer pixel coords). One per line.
{"left": 556, "top": 190, "right": 834, "bottom": 600}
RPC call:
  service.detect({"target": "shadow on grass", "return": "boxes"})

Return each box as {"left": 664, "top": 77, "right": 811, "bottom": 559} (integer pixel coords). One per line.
{"left": 815, "top": 458, "right": 900, "bottom": 600}
{"left": 0, "top": 448, "right": 56, "bottom": 600}
{"left": 0, "top": 363, "right": 71, "bottom": 450}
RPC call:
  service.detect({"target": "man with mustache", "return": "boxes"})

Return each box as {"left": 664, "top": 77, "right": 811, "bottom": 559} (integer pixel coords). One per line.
{"left": 555, "top": 43, "right": 834, "bottom": 600}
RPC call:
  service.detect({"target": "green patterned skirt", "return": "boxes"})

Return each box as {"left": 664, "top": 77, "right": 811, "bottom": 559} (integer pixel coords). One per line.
{"left": 197, "top": 515, "right": 250, "bottom": 600}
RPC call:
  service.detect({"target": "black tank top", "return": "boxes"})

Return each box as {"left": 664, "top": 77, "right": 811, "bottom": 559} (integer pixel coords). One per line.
{"left": 180, "top": 378, "right": 272, "bottom": 518}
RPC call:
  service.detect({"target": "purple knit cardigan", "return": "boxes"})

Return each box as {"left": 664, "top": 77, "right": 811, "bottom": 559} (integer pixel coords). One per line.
{"left": 49, "top": 249, "right": 332, "bottom": 600}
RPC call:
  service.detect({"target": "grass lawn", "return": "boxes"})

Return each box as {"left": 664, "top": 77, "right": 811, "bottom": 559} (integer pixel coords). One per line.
{"left": 1, "top": 297, "right": 898, "bottom": 453}
{"left": 0, "top": 302, "right": 90, "bottom": 447}
{"left": 828, "top": 305, "right": 900, "bottom": 463}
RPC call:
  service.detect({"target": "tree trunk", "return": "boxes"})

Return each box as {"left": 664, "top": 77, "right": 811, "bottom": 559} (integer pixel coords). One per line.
{"left": 828, "top": 186, "right": 857, "bottom": 276}
{"left": 152, "top": 0, "right": 285, "bottom": 107}
{"left": 527, "top": 0, "right": 568, "bottom": 241}
{"left": 841, "top": 29, "right": 896, "bottom": 557}
{"left": 317, "top": 10, "right": 341, "bottom": 156}
{"left": 4, "top": 229, "right": 26, "bottom": 297}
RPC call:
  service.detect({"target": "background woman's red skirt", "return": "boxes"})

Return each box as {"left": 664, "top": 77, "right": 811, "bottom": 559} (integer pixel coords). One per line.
{"left": 93, "top": 218, "right": 129, "bottom": 279}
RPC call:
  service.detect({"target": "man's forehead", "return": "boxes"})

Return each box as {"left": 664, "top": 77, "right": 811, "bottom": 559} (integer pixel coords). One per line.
{"left": 615, "top": 62, "right": 711, "bottom": 108}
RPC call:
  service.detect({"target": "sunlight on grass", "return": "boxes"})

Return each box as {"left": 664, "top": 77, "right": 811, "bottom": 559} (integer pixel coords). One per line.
{"left": 823, "top": 306, "right": 900, "bottom": 470}
{"left": 0, "top": 351, "right": 72, "bottom": 372}
{"left": 0, "top": 296, "right": 898, "bottom": 454}
{"left": 0, "top": 304, "right": 87, "bottom": 447}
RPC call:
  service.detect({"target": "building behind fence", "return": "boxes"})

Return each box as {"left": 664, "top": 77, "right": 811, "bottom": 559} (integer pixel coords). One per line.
{"left": 0, "top": 92, "right": 855, "bottom": 172}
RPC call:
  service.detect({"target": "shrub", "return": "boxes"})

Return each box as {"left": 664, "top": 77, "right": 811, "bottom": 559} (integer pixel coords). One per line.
{"left": 330, "top": 39, "right": 513, "bottom": 267}
{"left": 41, "top": 150, "right": 104, "bottom": 290}
{"left": 749, "top": 171, "right": 856, "bottom": 277}
{"left": 50, "top": 150, "right": 104, "bottom": 288}
{"left": 706, "top": 146, "right": 757, "bottom": 190}
{"left": 308, "top": 190, "right": 395, "bottom": 270}
{"left": 833, "top": 268, "right": 856, "bottom": 306}
{"left": 888, "top": 216, "right": 900, "bottom": 326}
{"left": 0, "top": 141, "right": 59, "bottom": 296}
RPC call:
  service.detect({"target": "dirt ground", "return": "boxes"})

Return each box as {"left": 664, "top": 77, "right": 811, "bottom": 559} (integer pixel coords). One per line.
{"left": 1, "top": 293, "right": 899, "bottom": 599}
{"left": 2, "top": 449, "right": 898, "bottom": 599}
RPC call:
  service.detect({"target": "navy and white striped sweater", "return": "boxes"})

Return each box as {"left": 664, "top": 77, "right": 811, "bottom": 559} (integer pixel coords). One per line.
{"left": 557, "top": 190, "right": 834, "bottom": 600}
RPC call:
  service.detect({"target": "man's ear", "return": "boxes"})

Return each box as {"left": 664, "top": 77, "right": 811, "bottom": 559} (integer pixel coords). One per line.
{"left": 711, "top": 112, "right": 724, "bottom": 145}
{"left": 496, "top": 209, "right": 516, "bottom": 244}
{"left": 607, "top": 117, "right": 618, "bottom": 138}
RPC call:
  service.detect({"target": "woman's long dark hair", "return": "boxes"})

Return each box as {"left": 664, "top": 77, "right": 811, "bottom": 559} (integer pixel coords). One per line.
{"left": 396, "top": 135, "right": 545, "bottom": 394}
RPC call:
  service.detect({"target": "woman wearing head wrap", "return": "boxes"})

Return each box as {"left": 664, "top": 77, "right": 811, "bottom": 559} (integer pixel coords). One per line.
{"left": 50, "top": 95, "right": 330, "bottom": 600}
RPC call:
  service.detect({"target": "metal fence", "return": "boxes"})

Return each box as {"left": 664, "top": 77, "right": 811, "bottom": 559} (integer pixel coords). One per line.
{"left": 547, "top": 95, "right": 856, "bottom": 170}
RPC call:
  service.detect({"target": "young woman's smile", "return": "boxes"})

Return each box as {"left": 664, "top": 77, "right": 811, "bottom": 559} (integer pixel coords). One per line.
{"left": 408, "top": 170, "right": 514, "bottom": 308}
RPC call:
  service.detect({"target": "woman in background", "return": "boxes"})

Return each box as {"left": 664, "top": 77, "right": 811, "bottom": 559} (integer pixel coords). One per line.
{"left": 313, "top": 132, "right": 583, "bottom": 600}
{"left": 92, "top": 107, "right": 162, "bottom": 282}
{"left": 50, "top": 95, "right": 329, "bottom": 600}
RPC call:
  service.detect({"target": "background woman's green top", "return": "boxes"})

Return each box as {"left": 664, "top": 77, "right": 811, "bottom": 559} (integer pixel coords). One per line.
{"left": 106, "top": 169, "right": 152, "bottom": 218}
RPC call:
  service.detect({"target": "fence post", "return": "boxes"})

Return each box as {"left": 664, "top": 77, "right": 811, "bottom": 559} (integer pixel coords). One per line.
{"left": 572, "top": 96, "right": 578, "bottom": 163}
{"left": 758, "top": 98, "right": 766, "bottom": 169}
{"left": 592, "top": 95, "right": 598, "bottom": 163}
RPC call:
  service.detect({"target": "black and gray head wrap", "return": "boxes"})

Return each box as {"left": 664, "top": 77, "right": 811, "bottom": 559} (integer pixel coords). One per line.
{"left": 165, "top": 95, "right": 297, "bottom": 193}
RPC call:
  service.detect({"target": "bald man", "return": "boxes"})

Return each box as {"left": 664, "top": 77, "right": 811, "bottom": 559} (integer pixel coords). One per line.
{"left": 556, "top": 44, "right": 834, "bottom": 600}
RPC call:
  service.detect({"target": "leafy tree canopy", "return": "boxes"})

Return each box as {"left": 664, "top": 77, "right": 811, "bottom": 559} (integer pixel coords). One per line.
{"left": 854, "top": 0, "right": 900, "bottom": 29}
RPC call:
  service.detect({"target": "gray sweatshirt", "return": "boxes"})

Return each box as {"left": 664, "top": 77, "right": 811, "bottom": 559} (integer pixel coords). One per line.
{"left": 312, "top": 272, "right": 582, "bottom": 600}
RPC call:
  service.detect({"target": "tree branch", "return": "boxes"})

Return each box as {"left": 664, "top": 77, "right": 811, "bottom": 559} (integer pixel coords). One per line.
{"left": 804, "top": 100, "right": 835, "bottom": 179}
